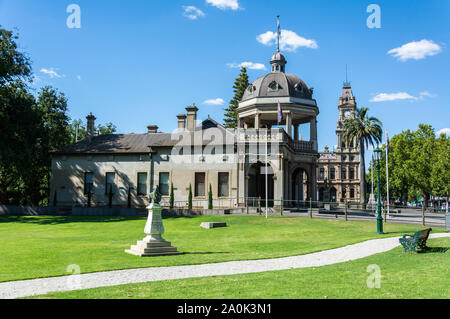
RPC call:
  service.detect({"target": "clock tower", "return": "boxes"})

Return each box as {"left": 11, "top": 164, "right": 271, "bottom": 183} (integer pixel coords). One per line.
{"left": 336, "top": 80, "right": 357, "bottom": 151}
{"left": 317, "top": 78, "right": 361, "bottom": 203}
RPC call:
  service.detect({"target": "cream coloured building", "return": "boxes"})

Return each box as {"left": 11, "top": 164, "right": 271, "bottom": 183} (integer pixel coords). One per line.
{"left": 50, "top": 51, "right": 323, "bottom": 210}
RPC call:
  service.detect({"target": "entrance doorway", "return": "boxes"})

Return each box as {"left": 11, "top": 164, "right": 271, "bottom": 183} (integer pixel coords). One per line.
{"left": 292, "top": 168, "right": 309, "bottom": 202}
{"left": 248, "top": 162, "right": 274, "bottom": 207}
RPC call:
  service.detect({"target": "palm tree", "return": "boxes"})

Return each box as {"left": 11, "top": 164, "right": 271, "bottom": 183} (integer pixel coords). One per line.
{"left": 342, "top": 107, "right": 383, "bottom": 206}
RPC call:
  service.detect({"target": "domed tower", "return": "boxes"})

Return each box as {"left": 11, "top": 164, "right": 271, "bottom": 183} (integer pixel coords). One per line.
{"left": 237, "top": 52, "right": 319, "bottom": 148}
{"left": 236, "top": 48, "right": 320, "bottom": 208}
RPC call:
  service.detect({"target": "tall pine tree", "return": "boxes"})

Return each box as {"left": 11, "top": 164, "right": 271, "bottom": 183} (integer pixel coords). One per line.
{"left": 224, "top": 67, "right": 248, "bottom": 128}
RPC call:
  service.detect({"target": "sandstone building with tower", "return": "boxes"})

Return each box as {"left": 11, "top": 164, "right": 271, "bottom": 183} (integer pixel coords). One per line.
{"left": 50, "top": 51, "right": 361, "bottom": 210}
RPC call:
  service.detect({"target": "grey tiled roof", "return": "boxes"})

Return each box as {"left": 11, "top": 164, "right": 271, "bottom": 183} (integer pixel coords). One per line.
{"left": 55, "top": 119, "right": 236, "bottom": 155}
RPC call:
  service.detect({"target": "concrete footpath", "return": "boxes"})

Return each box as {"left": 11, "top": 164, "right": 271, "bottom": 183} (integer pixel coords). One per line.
{"left": 1, "top": 233, "right": 449, "bottom": 299}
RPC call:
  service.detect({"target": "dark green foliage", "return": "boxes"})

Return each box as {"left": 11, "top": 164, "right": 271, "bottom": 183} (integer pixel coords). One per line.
{"left": 188, "top": 184, "right": 193, "bottom": 210}
{"left": 69, "top": 119, "right": 117, "bottom": 144}
{"left": 0, "top": 27, "right": 32, "bottom": 86}
{"left": 169, "top": 183, "right": 174, "bottom": 209}
{"left": 208, "top": 184, "right": 213, "bottom": 210}
{"left": 224, "top": 67, "right": 248, "bottom": 129}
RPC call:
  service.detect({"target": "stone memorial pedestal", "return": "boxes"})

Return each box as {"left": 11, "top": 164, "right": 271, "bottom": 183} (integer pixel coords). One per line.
{"left": 126, "top": 203, "right": 182, "bottom": 257}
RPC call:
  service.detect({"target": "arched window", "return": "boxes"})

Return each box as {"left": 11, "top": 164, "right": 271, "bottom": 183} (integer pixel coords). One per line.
{"left": 268, "top": 81, "right": 281, "bottom": 91}
{"left": 350, "top": 188, "right": 355, "bottom": 199}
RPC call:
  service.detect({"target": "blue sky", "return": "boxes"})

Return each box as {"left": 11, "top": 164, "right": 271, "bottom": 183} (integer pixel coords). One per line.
{"left": 1, "top": 0, "right": 449, "bottom": 152}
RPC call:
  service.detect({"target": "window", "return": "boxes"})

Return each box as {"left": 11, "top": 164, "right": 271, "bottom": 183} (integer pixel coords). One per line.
{"left": 159, "top": 172, "right": 170, "bottom": 196}
{"left": 319, "top": 168, "right": 325, "bottom": 180}
{"left": 342, "top": 155, "right": 347, "bottom": 161}
{"left": 218, "top": 173, "right": 229, "bottom": 197}
{"left": 342, "top": 188, "right": 347, "bottom": 199}
{"left": 137, "top": 173, "right": 148, "bottom": 196}
{"left": 330, "top": 168, "right": 336, "bottom": 180}
{"left": 84, "top": 172, "right": 94, "bottom": 195}
{"left": 268, "top": 81, "right": 281, "bottom": 91}
{"left": 341, "top": 142, "right": 346, "bottom": 148}
{"left": 105, "top": 173, "right": 115, "bottom": 194}
{"left": 349, "top": 168, "right": 355, "bottom": 180}
{"left": 195, "top": 173, "right": 206, "bottom": 197}
{"left": 341, "top": 168, "right": 347, "bottom": 180}
{"left": 350, "top": 140, "right": 354, "bottom": 148}
{"left": 350, "top": 156, "right": 355, "bottom": 161}
{"left": 350, "top": 188, "right": 355, "bottom": 199}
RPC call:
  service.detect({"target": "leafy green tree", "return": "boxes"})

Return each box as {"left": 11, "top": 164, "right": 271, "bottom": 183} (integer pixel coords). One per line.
{"left": 169, "top": 183, "right": 174, "bottom": 209}
{"left": 0, "top": 82, "right": 41, "bottom": 205}
{"left": 188, "top": 184, "right": 193, "bottom": 210}
{"left": 431, "top": 133, "right": 450, "bottom": 207}
{"left": 342, "top": 107, "right": 383, "bottom": 206}
{"left": 69, "top": 119, "right": 117, "bottom": 144}
{"left": 408, "top": 125, "right": 436, "bottom": 224}
{"left": 208, "top": 184, "right": 213, "bottom": 210}
{"left": 224, "top": 67, "right": 248, "bottom": 128}
{"left": 0, "top": 27, "right": 32, "bottom": 86}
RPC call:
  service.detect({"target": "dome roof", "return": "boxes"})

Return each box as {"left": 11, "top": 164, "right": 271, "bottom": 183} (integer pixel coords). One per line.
{"left": 241, "top": 72, "right": 313, "bottom": 102}
{"left": 271, "top": 52, "right": 287, "bottom": 64}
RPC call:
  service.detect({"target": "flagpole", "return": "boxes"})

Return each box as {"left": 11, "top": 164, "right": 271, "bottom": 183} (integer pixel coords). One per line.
{"left": 386, "top": 132, "right": 390, "bottom": 219}
{"left": 371, "top": 154, "right": 374, "bottom": 214}
{"left": 277, "top": 15, "right": 280, "bottom": 52}
{"left": 266, "top": 128, "right": 269, "bottom": 220}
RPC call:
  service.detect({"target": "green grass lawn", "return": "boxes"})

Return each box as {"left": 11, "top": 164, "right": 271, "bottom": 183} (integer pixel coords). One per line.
{"left": 34, "top": 237, "right": 450, "bottom": 299}
{"left": 0, "top": 215, "right": 447, "bottom": 283}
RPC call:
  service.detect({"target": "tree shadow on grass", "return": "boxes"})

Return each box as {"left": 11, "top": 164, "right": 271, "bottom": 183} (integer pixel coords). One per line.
{"left": 0, "top": 216, "right": 145, "bottom": 225}
{"left": 425, "top": 247, "right": 449, "bottom": 254}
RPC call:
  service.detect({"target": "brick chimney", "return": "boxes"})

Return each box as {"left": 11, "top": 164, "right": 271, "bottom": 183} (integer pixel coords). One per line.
{"left": 185, "top": 105, "right": 199, "bottom": 132}
{"left": 177, "top": 114, "right": 187, "bottom": 131}
{"left": 86, "top": 113, "right": 96, "bottom": 140}
{"left": 147, "top": 125, "right": 159, "bottom": 134}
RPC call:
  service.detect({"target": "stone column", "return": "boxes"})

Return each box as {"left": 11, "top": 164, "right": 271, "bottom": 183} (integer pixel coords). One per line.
{"left": 255, "top": 113, "right": 260, "bottom": 129}
{"left": 310, "top": 118, "right": 318, "bottom": 151}
{"left": 286, "top": 112, "right": 292, "bottom": 138}
{"left": 310, "top": 163, "right": 318, "bottom": 201}
{"left": 294, "top": 124, "right": 299, "bottom": 141}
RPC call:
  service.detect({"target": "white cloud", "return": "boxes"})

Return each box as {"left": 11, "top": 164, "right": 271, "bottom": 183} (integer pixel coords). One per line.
{"left": 227, "top": 62, "right": 267, "bottom": 70}
{"left": 437, "top": 128, "right": 450, "bottom": 136}
{"left": 76, "top": 75, "right": 82, "bottom": 80}
{"left": 387, "top": 39, "right": 442, "bottom": 62}
{"left": 256, "top": 29, "right": 318, "bottom": 52}
{"left": 40, "top": 68, "right": 65, "bottom": 79}
{"left": 370, "top": 92, "right": 418, "bottom": 102}
{"left": 203, "top": 98, "right": 225, "bottom": 105}
{"left": 419, "top": 91, "right": 436, "bottom": 99}
{"left": 206, "top": 0, "right": 240, "bottom": 10}
{"left": 183, "top": 6, "right": 205, "bottom": 20}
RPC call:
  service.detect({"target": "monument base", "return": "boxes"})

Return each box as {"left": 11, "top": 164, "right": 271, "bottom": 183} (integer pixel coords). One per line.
{"left": 125, "top": 237, "right": 183, "bottom": 257}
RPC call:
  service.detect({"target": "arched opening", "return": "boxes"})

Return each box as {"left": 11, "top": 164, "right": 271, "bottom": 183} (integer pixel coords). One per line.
{"left": 292, "top": 168, "right": 309, "bottom": 202}
{"left": 248, "top": 162, "right": 274, "bottom": 207}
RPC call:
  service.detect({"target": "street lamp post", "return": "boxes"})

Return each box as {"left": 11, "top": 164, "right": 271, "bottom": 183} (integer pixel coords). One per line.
{"left": 374, "top": 147, "right": 384, "bottom": 234}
